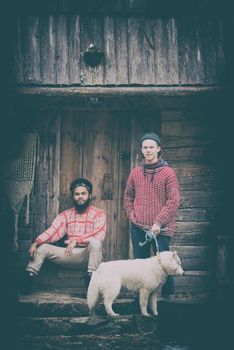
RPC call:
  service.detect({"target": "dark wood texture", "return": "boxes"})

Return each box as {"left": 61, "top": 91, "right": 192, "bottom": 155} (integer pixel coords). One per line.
{"left": 10, "top": 15, "right": 225, "bottom": 86}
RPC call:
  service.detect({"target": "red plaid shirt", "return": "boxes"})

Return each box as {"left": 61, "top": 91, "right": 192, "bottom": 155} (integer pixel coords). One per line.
{"left": 35, "top": 205, "right": 106, "bottom": 245}
{"left": 124, "top": 163, "right": 180, "bottom": 236}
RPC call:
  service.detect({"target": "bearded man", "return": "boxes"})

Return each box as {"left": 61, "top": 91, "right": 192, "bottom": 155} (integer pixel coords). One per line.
{"left": 21, "top": 178, "right": 106, "bottom": 294}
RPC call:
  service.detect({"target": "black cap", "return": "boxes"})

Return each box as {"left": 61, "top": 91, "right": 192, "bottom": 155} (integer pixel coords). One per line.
{"left": 70, "top": 178, "right": 93, "bottom": 194}
{"left": 140, "top": 132, "right": 161, "bottom": 146}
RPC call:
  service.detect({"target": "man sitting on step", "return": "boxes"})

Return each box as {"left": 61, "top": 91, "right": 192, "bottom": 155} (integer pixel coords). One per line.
{"left": 21, "top": 178, "right": 106, "bottom": 294}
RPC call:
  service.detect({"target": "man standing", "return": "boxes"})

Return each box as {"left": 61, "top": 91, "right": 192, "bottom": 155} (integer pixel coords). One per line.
{"left": 124, "top": 132, "right": 180, "bottom": 300}
{"left": 21, "top": 178, "right": 106, "bottom": 293}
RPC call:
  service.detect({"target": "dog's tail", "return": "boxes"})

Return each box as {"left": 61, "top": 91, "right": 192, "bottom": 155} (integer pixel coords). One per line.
{"left": 87, "top": 265, "right": 102, "bottom": 315}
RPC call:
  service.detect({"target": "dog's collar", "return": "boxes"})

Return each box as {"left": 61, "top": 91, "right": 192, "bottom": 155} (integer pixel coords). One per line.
{"left": 154, "top": 254, "right": 168, "bottom": 274}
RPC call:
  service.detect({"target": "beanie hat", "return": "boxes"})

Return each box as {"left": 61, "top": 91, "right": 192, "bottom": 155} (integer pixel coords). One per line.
{"left": 70, "top": 178, "right": 93, "bottom": 194}
{"left": 140, "top": 132, "right": 161, "bottom": 146}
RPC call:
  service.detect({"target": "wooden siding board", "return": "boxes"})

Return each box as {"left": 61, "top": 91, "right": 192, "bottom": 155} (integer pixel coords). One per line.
{"left": 59, "top": 110, "right": 83, "bottom": 212}
{"left": 115, "top": 113, "right": 131, "bottom": 260}
{"left": 10, "top": 15, "right": 225, "bottom": 86}
{"left": 203, "top": 19, "right": 225, "bottom": 84}
{"left": 154, "top": 18, "right": 179, "bottom": 85}
{"left": 23, "top": 16, "right": 41, "bottom": 84}
{"left": 12, "top": 16, "right": 24, "bottom": 84}
{"left": 40, "top": 15, "right": 56, "bottom": 84}
{"left": 128, "top": 17, "right": 144, "bottom": 84}
{"left": 142, "top": 18, "right": 156, "bottom": 84}
{"left": 114, "top": 17, "right": 129, "bottom": 85}
{"left": 47, "top": 115, "right": 61, "bottom": 224}
{"left": 79, "top": 16, "right": 104, "bottom": 86}
{"left": 103, "top": 16, "right": 116, "bottom": 85}
{"left": 56, "top": 15, "right": 69, "bottom": 85}
{"left": 67, "top": 15, "right": 80, "bottom": 85}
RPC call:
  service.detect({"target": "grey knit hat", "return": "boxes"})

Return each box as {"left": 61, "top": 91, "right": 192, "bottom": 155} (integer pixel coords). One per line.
{"left": 140, "top": 132, "right": 161, "bottom": 146}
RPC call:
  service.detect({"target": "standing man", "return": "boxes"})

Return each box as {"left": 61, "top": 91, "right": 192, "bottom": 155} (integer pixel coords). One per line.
{"left": 21, "top": 178, "right": 106, "bottom": 294}
{"left": 124, "top": 132, "right": 180, "bottom": 300}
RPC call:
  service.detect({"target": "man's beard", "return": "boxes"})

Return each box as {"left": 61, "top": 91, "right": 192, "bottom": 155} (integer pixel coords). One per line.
{"left": 74, "top": 198, "right": 90, "bottom": 213}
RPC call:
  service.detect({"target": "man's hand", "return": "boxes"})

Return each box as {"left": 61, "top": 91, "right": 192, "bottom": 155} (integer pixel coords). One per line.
{"left": 151, "top": 223, "right": 161, "bottom": 235}
{"left": 64, "top": 239, "right": 77, "bottom": 256}
{"left": 29, "top": 241, "right": 39, "bottom": 258}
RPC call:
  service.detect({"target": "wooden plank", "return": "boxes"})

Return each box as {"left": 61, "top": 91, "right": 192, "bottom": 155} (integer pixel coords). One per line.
{"left": 202, "top": 19, "right": 225, "bottom": 84}
{"left": 178, "top": 17, "right": 205, "bottom": 84}
{"left": 175, "top": 221, "right": 210, "bottom": 234}
{"left": 161, "top": 118, "right": 209, "bottom": 136}
{"left": 12, "top": 16, "right": 24, "bottom": 84}
{"left": 180, "top": 190, "right": 223, "bottom": 208}
{"left": 177, "top": 208, "right": 210, "bottom": 222}
{"left": 127, "top": 17, "right": 144, "bottom": 84}
{"left": 154, "top": 18, "right": 179, "bottom": 85}
{"left": 171, "top": 246, "right": 214, "bottom": 270}
{"left": 178, "top": 175, "right": 223, "bottom": 191}
{"left": 40, "top": 15, "right": 56, "bottom": 84}
{"left": 59, "top": 110, "right": 83, "bottom": 212}
{"left": 79, "top": 16, "right": 104, "bottom": 86}
{"left": 67, "top": 15, "right": 80, "bottom": 85}
{"left": 47, "top": 115, "right": 61, "bottom": 225}
{"left": 103, "top": 16, "right": 116, "bottom": 85}
{"left": 163, "top": 145, "right": 210, "bottom": 162}
{"left": 162, "top": 110, "right": 205, "bottom": 121}
{"left": 171, "top": 232, "right": 213, "bottom": 246}
{"left": 115, "top": 113, "right": 131, "bottom": 260}
{"left": 56, "top": 15, "right": 69, "bottom": 85}
{"left": 172, "top": 163, "right": 220, "bottom": 177}
{"left": 141, "top": 18, "right": 156, "bottom": 84}
{"left": 23, "top": 16, "right": 41, "bottom": 84}
{"left": 114, "top": 17, "right": 129, "bottom": 85}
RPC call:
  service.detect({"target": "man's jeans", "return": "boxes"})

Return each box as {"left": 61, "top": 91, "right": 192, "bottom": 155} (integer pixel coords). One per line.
{"left": 131, "top": 223, "right": 174, "bottom": 296}
{"left": 26, "top": 237, "right": 103, "bottom": 275}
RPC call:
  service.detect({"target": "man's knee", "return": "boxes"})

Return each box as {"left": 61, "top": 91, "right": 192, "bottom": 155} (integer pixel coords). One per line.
{"left": 87, "top": 238, "right": 102, "bottom": 251}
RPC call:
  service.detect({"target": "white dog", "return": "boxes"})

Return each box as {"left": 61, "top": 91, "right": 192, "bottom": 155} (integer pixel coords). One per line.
{"left": 87, "top": 251, "right": 184, "bottom": 317}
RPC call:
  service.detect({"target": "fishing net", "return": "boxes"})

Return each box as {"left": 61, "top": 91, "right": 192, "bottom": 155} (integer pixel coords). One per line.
{"left": 5, "top": 133, "right": 39, "bottom": 251}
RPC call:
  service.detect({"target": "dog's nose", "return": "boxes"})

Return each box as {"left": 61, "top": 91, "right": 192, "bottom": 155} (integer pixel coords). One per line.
{"left": 183, "top": 271, "right": 185, "bottom": 275}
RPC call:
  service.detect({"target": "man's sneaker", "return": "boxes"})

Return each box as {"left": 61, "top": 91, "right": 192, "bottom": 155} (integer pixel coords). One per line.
{"left": 20, "top": 271, "right": 36, "bottom": 295}
{"left": 84, "top": 272, "right": 92, "bottom": 288}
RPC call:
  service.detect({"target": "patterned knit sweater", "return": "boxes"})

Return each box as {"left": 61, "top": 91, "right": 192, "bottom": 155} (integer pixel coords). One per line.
{"left": 35, "top": 205, "right": 106, "bottom": 245}
{"left": 124, "top": 161, "right": 180, "bottom": 236}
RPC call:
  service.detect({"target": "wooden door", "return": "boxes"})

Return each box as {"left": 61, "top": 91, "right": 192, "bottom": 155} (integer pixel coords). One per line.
{"left": 59, "top": 108, "right": 161, "bottom": 261}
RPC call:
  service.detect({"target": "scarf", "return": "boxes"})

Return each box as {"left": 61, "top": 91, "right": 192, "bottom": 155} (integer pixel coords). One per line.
{"left": 142, "top": 158, "right": 168, "bottom": 181}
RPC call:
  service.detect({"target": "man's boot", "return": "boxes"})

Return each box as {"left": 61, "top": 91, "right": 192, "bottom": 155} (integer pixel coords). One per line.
{"left": 20, "top": 270, "right": 36, "bottom": 295}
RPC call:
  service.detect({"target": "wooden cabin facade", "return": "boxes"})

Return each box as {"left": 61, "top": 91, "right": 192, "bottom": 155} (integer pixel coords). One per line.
{"left": 1, "top": 1, "right": 233, "bottom": 303}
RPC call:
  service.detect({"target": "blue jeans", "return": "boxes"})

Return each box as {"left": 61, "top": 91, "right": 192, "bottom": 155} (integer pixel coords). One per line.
{"left": 131, "top": 223, "right": 174, "bottom": 296}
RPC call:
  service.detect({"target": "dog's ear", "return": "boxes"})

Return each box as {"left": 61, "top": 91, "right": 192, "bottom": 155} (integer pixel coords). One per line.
{"left": 172, "top": 250, "right": 177, "bottom": 256}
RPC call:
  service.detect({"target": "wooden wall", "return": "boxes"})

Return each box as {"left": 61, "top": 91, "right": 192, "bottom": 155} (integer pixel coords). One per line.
{"left": 14, "top": 102, "right": 222, "bottom": 301}
{"left": 10, "top": 15, "right": 225, "bottom": 86}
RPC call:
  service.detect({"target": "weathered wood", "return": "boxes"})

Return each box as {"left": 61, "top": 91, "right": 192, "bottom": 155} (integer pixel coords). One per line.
{"left": 154, "top": 18, "right": 179, "bottom": 85}
{"left": 10, "top": 16, "right": 225, "bottom": 86}
{"left": 80, "top": 16, "right": 104, "bottom": 86}
{"left": 180, "top": 190, "right": 222, "bottom": 208}
{"left": 67, "top": 15, "right": 80, "bottom": 85}
{"left": 103, "top": 16, "right": 116, "bottom": 85}
{"left": 171, "top": 246, "right": 215, "bottom": 270}
{"left": 114, "top": 17, "right": 129, "bottom": 85}
{"left": 40, "top": 16, "right": 56, "bottom": 84}
{"left": 23, "top": 16, "right": 41, "bottom": 84}
{"left": 12, "top": 16, "right": 24, "bottom": 84}
{"left": 59, "top": 110, "right": 83, "bottom": 212}
{"left": 56, "top": 15, "right": 69, "bottom": 85}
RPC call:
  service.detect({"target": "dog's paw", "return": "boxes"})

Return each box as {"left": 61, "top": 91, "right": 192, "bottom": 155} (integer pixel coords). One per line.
{"left": 108, "top": 312, "right": 120, "bottom": 317}
{"left": 141, "top": 312, "right": 151, "bottom": 317}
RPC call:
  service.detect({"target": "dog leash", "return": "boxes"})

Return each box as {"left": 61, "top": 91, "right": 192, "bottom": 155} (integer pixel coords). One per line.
{"left": 139, "top": 229, "right": 160, "bottom": 252}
